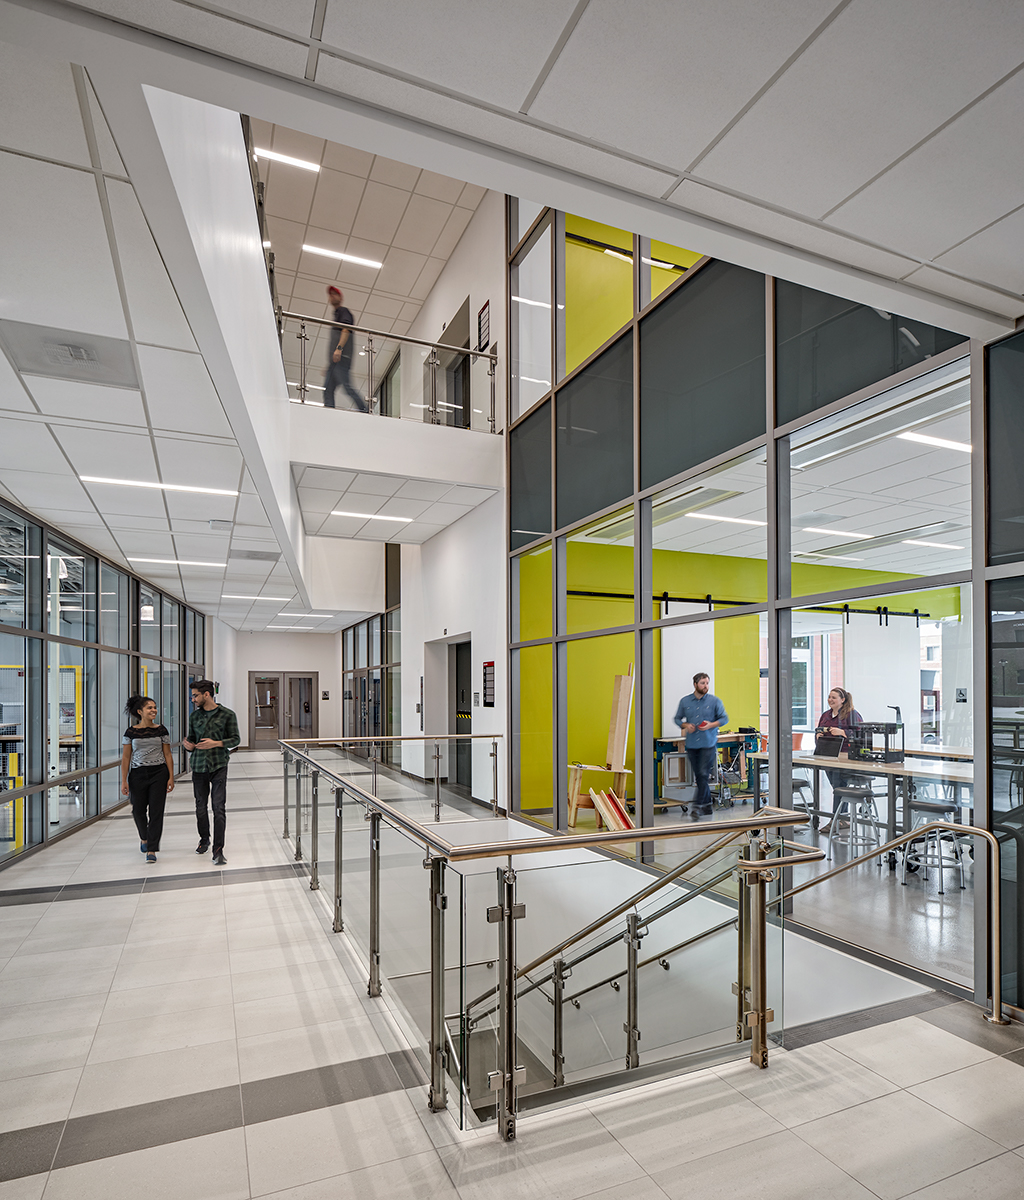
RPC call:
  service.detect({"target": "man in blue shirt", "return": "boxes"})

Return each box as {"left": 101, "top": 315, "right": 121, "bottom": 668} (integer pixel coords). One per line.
{"left": 323, "top": 286, "right": 367, "bottom": 411}
{"left": 673, "top": 672, "right": 728, "bottom": 818}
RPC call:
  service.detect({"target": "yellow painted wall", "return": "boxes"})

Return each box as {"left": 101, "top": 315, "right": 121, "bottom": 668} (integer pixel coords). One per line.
{"left": 565, "top": 215, "right": 633, "bottom": 374}
{"left": 567, "top": 632, "right": 635, "bottom": 799}
{"left": 517, "top": 643, "right": 553, "bottom": 810}
{"left": 567, "top": 539, "right": 633, "bottom": 633}
{"left": 713, "top": 614, "right": 761, "bottom": 729}
{"left": 649, "top": 239, "right": 703, "bottom": 301}
{"left": 517, "top": 545, "right": 552, "bottom": 641}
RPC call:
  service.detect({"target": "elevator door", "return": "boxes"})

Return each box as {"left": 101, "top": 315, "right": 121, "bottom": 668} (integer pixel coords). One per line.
{"left": 453, "top": 642, "right": 472, "bottom": 787}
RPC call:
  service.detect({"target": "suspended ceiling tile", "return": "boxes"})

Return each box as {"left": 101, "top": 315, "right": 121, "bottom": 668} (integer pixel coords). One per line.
{"left": 3, "top": 469, "right": 93, "bottom": 512}
{"left": 23, "top": 378, "right": 146, "bottom": 426}
{"left": 932, "top": 208, "right": 1024, "bottom": 302}
{"left": 263, "top": 160, "right": 318, "bottom": 223}
{"left": 112, "top": 529, "right": 177, "bottom": 557}
{"left": 320, "top": 0, "right": 580, "bottom": 112}
{"left": 827, "top": 70, "right": 1024, "bottom": 262}
{"left": 267, "top": 123, "right": 325, "bottom": 165}
{"left": 321, "top": 141, "right": 374, "bottom": 178}
{"left": 430, "top": 206, "right": 475, "bottom": 262}
{"left": 374, "top": 496, "right": 431, "bottom": 520}
{"left": 414, "top": 170, "right": 465, "bottom": 206}
{"left": 111, "top": 514, "right": 173, "bottom": 532}
{"left": 153, "top": 436, "right": 243, "bottom": 487}
{"left": 349, "top": 473, "right": 403, "bottom": 497}
{"left": 402, "top": 523, "right": 445, "bottom": 544}
{"left": 308, "top": 169, "right": 366, "bottom": 235}
{"left": 0, "top": 154, "right": 127, "bottom": 340}
{"left": 0, "top": 356, "right": 37, "bottom": 414}
{"left": 416, "top": 501, "right": 473, "bottom": 524}
{"left": 693, "top": 0, "right": 1024, "bottom": 219}
{"left": 316, "top": 513, "right": 369, "bottom": 538}
{"left": 233, "top": 494, "right": 272, "bottom": 526}
{"left": 86, "top": 481, "right": 168, "bottom": 520}
{"left": 53, "top": 423, "right": 156, "bottom": 480}
{"left": 409, "top": 257, "right": 446, "bottom": 302}
{"left": 171, "top": 533, "right": 231, "bottom": 559}
{"left": 163, "top": 490, "right": 238, "bottom": 523}
{"left": 529, "top": 0, "right": 836, "bottom": 173}
{"left": 458, "top": 183, "right": 487, "bottom": 210}
{"left": 367, "top": 156, "right": 421, "bottom": 191}
{"left": 298, "top": 465, "right": 357, "bottom": 490}
{"left": 351, "top": 181, "right": 413, "bottom": 245}
{"left": 668, "top": 180, "right": 915, "bottom": 280}
{"left": 394, "top": 479, "right": 450, "bottom": 502}
{"left": 392, "top": 194, "right": 452, "bottom": 256}
{"left": 362, "top": 296, "right": 404, "bottom": 320}
{"left": 900, "top": 266, "right": 1024, "bottom": 321}
{"left": 0, "top": 40, "right": 91, "bottom": 168}
{"left": 136, "top": 346, "right": 234, "bottom": 438}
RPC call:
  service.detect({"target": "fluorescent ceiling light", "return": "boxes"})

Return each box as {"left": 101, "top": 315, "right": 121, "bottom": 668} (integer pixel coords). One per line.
{"left": 279, "top": 613, "right": 332, "bottom": 619}
{"left": 642, "top": 257, "right": 677, "bottom": 269}
{"left": 129, "top": 557, "right": 225, "bottom": 567}
{"left": 511, "top": 295, "right": 550, "bottom": 308}
{"left": 254, "top": 148, "right": 320, "bottom": 172}
{"left": 902, "top": 539, "right": 965, "bottom": 550}
{"left": 897, "top": 431, "right": 972, "bottom": 452}
{"left": 331, "top": 510, "right": 413, "bottom": 522}
{"left": 796, "top": 552, "right": 864, "bottom": 562}
{"left": 302, "top": 244, "right": 382, "bottom": 269}
{"left": 687, "top": 513, "right": 766, "bottom": 526}
{"left": 81, "top": 476, "right": 238, "bottom": 497}
{"left": 603, "top": 248, "right": 632, "bottom": 264}
{"left": 287, "top": 382, "right": 325, "bottom": 390}
{"left": 222, "top": 594, "right": 292, "bottom": 601}
{"left": 802, "top": 526, "right": 872, "bottom": 540}
{"left": 519, "top": 376, "right": 551, "bottom": 387}
{"left": 262, "top": 240, "right": 271, "bottom": 248}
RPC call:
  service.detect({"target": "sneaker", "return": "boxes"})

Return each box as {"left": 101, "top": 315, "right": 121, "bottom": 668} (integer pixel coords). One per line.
{"left": 146, "top": 852, "right": 157, "bottom": 864}
{"left": 212, "top": 852, "right": 227, "bottom": 866}
{"left": 140, "top": 841, "right": 147, "bottom": 854}
{"left": 196, "top": 840, "right": 210, "bottom": 854}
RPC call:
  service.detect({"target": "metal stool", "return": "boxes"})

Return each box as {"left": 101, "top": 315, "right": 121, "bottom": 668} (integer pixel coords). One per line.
{"left": 827, "top": 784, "right": 882, "bottom": 864}
{"left": 900, "top": 800, "right": 967, "bottom": 893}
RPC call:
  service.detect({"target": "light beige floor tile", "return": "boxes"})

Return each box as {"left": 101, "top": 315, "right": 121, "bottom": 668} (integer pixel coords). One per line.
{"left": 116, "top": 932, "right": 231, "bottom": 965}
{"left": 0, "top": 966, "right": 115, "bottom": 1006}
{"left": 110, "top": 950, "right": 228, "bottom": 992}
{"left": 716, "top": 1041, "right": 898, "bottom": 1127}
{"left": 439, "top": 1108, "right": 647, "bottom": 1200}
{"left": 13, "top": 922, "right": 132, "bottom": 954}
{"left": 2, "top": 943, "right": 123, "bottom": 979}
{"left": 0, "top": 1172, "right": 47, "bottom": 1199}
{"left": 87, "top": 1003, "right": 236, "bottom": 1063}
{"left": 588, "top": 1069, "right": 784, "bottom": 1173}
{"left": 237, "top": 1015, "right": 386, "bottom": 1082}
{"left": 795, "top": 1090, "right": 1003, "bottom": 1200}
{"left": 0, "top": 1026, "right": 95, "bottom": 1082}
{"left": 41, "top": 1126, "right": 250, "bottom": 1200}
{"left": 230, "top": 957, "right": 354, "bottom": 1004}
{"left": 228, "top": 940, "right": 339, "bottom": 975}
{"left": 251, "top": 1149, "right": 460, "bottom": 1199}
{"left": 71, "top": 1038, "right": 240, "bottom": 1116}
{"left": 826, "top": 1016, "right": 994, "bottom": 1087}
{"left": 245, "top": 1091, "right": 435, "bottom": 1196}
{"left": 0, "top": 992, "right": 106, "bottom": 1042}
{"left": 896, "top": 1151, "right": 1024, "bottom": 1199}
{"left": 909, "top": 1056, "right": 1024, "bottom": 1148}
{"left": 0, "top": 1066, "right": 82, "bottom": 1133}
{"left": 100, "top": 974, "right": 235, "bottom": 1024}
{"left": 576, "top": 1181, "right": 671, "bottom": 1200}
{"left": 233, "top": 984, "right": 363, "bottom": 1039}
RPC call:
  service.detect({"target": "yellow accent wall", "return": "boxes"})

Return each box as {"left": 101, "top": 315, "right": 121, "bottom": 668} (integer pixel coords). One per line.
{"left": 517, "top": 643, "right": 553, "bottom": 811}
{"left": 517, "top": 545, "right": 552, "bottom": 641}
{"left": 567, "top": 632, "right": 635, "bottom": 799}
{"left": 650, "top": 239, "right": 703, "bottom": 301}
{"left": 713, "top": 614, "right": 761, "bottom": 729}
{"left": 564, "top": 215, "right": 633, "bottom": 375}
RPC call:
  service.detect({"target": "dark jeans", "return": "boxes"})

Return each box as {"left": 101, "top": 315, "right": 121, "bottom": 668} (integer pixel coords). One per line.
{"left": 129, "top": 764, "right": 168, "bottom": 851}
{"left": 193, "top": 766, "right": 228, "bottom": 852}
{"left": 323, "top": 357, "right": 366, "bottom": 411}
{"left": 687, "top": 746, "right": 717, "bottom": 811}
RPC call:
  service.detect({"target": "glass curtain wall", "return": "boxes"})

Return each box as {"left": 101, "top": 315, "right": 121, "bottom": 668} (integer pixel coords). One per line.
{"left": 342, "top": 606, "right": 402, "bottom": 764}
{"left": 0, "top": 497, "right": 207, "bottom": 865}
{"left": 508, "top": 196, "right": 982, "bottom": 992}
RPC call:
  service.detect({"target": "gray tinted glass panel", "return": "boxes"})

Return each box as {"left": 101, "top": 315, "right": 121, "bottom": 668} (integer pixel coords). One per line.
{"left": 988, "top": 331, "right": 1024, "bottom": 565}
{"left": 510, "top": 399, "right": 551, "bottom": 551}
{"left": 640, "top": 262, "right": 765, "bottom": 491}
{"left": 556, "top": 332, "right": 633, "bottom": 530}
{"left": 776, "top": 279, "right": 966, "bottom": 426}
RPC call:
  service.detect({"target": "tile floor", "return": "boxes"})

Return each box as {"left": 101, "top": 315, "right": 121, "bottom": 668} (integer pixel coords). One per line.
{"left": 0, "top": 752, "right": 1022, "bottom": 1199}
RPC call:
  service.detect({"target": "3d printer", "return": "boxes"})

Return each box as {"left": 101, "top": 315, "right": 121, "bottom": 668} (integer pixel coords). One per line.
{"left": 846, "top": 722, "right": 905, "bottom": 764}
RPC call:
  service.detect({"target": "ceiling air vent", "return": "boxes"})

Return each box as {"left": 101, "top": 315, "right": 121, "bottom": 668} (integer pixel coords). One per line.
{"left": 229, "top": 550, "right": 280, "bottom": 562}
{"left": 0, "top": 319, "right": 139, "bottom": 388}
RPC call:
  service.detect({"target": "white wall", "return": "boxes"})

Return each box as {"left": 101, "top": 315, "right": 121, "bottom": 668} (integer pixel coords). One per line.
{"left": 407, "top": 189, "right": 507, "bottom": 432}
{"left": 223, "top": 630, "right": 342, "bottom": 747}
{"left": 941, "top": 587, "right": 973, "bottom": 748}
{"left": 401, "top": 493, "right": 506, "bottom": 805}
{"left": 660, "top": 611, "right": 716, "bottom": 738}
{"left": 843, "top": 615, "right": 922, "bottom": 745}
{"left": 209, "top": 615, "right": 237, "bottom": 708}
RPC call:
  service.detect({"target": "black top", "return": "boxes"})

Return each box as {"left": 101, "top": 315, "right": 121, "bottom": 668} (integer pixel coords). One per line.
{"left": 328, "top": 305, "right": 355, "bottom": 361}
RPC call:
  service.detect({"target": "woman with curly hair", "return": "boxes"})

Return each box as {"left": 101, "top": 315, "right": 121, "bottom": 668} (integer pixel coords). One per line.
{"left": 120, "top": 695, "right": 174, "bottom": 863}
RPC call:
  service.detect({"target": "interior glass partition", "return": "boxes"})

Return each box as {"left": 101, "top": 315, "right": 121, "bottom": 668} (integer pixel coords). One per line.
{"left": 0, "top": 506, "right": 31, "bottom": 627}
{"left": 988, "top": 329, "right": 1024, "bottom": 565}
{"left": 510, "top": 399, "right": 551, "bottom": 552}
{"left": 513, "top": 643, "right": 553, "bottom": 824}
{"left": 564, "top": 506, "right": 634, "bottom": 635}
{"left": 561, "top": 216, "right": 633, "bottom": 376}
{"left": 512, "top": 542, "right": 552, "bottom": 643}
{"left": 511, "top": 219, "right": 552, "bottom": 421}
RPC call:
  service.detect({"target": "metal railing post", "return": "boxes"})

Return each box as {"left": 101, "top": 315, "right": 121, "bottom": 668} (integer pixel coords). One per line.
{"left": 735, "top": 842, "right": 752, "bottom": 1042}
{"left": 282, "top": 750, "right": 291, "bottom": 839}
{"left": 625, "top": 912, "right": 641, "bottom": 1069}
{"left": 332, "top": 786, "right": 344, "bottom": 933}
{"left": 552, "top": 957, "right": 566, "bottom": 1088}
{"left": 297, "top": 320, "right": 308, "bottom": 402}
{"left": 434, "top": 740, "right": 441, "bottom": 822}
{"left": 309, "top": 770, "right": 319, "bottom": 890}
{"left": 488, "top": 357, "right": 496, "bottom": 434}
{"left": 293, "top": 760, "right": 303, "bottom": 861}
{"left": 491, "top": 738, "right": 499, "bottom": 817}
{"left": 488, "top": 865, "right": 525, "bottom": 1141}
{"left": 372, "top": 743, "right": 378, "bottom": 795}
{"left": 368, "top": 810, "right": 382, "bottom": 997}
{"left": 428, "top": 856, "right": 448, "bottom": 1111}
{"left": 428, "top": 348, "right": 439, "bottom": 423}
{"left": 747, "top": 835, "right": 771, "bottom": 1069}
{"left": 366, "top": 333, "right": 374, "bottom": 412}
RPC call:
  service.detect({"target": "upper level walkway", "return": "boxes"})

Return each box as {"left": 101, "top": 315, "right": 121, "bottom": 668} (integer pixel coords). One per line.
{"left": 0, "top": 752, "right": 1023, "bottom": 1198}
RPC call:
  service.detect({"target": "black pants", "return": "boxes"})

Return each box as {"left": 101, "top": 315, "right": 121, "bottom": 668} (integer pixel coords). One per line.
{"left": 193, "top": 766, "right": 228, "bottom": 852}
{"left": 687, "top": 746, "right": 717, "bottom": 810}
{"left": 129, "top": 764, "right": 168, "bottom": 851}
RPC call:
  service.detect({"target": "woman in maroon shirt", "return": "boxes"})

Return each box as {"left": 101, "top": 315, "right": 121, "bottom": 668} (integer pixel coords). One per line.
{"left": 817, "top": 688, "right": 863, "bottom": 829}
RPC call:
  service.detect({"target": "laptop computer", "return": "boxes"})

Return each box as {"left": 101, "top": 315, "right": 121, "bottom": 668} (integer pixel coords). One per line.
{"left": 814, "top": 733, "right": 845, "bottom": 757}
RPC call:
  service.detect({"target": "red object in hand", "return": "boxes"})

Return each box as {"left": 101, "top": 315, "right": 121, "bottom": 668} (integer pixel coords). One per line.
{"left": 697, "top": 721, "right": 709, "bottom": 730}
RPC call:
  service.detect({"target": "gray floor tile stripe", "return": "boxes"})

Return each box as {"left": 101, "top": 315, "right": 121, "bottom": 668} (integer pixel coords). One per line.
{"left": 783, "top": 989, "right": 960, "bottom": 1049}
{"left": 0, "top": 862, "right": 306, "bottom": 907}
{"left": 0, "top": 1051, "right": 415, "bottom": 1181}
{"left": 0, "top": 1121, "right": 64, "bottom": 1183}
{"left": 917, "top": 999, "right": 1024, "bottom": 1054}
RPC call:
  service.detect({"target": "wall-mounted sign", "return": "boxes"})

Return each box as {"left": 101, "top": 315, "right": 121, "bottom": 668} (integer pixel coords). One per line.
{"left": 483, "top": 661, "right": 495, "bottom": 707}
{"left": 477, "top": 301, "right": 490, "bottom": 352}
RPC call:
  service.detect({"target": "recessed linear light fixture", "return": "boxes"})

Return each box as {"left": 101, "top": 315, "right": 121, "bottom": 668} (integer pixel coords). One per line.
{"left": 510, "top": 296, "right": 564, "bottom": 310}
{"left": 302, "top": 244, "right": 383, "bottom": 269}
{"left": 802, "top": 526, "right": 872, "bottom": 540}
{"left": 687, "top": 513, "right": 766, "bottom": 526}
{"left": 519, "top": 376, "right": 551, "bottom": 387}
{"left": 796, "top": 551, "right": 864, "bottom": 562}
{"left": 902, "top": 539, "right": 965, "bottom": 550}
{"left": 254, "top": 148, "right": 320, "bottom": 172}
{"left": 130, "top": 557, "right": 225, "bottom": 567}
{"left": 222, "top": 595, "right": 293, "bottom": 601}
{"left": 897, "top": 431, "right": 972, "bottom": 453}
{"left": 80, "top": 475, "right": 238, "bottom": 497}
{"left": 331, "top": 510, "right": 413, "bottom": 522}
{"left": 642, "top": 257, "right": 676, "bottom": 269}
{"left": 603, "top": 248, "right": 633, "bottom": 264}
{"left": 287, "top": 381, "right": 325, "bottom": 390}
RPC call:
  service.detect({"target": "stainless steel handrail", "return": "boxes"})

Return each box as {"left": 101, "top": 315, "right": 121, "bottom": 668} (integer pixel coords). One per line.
{"left": 773, "top": 821, "right": 1010, "bottom": 1025}
{"left": 284, "top": 734, "right": 503, "bottom": 742}
{"left": 280, "top": 310, "right": 498, "bottom": 361}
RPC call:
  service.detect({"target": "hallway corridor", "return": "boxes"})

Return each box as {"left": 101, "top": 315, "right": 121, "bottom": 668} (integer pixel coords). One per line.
{"left": 2, "top": 753, "right": 1024, "bottom": 1199}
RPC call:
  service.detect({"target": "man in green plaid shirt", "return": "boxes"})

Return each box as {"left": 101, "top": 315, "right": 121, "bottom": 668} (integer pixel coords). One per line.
{"left": 183, "top": 679, "right": 240, "bottom": 866}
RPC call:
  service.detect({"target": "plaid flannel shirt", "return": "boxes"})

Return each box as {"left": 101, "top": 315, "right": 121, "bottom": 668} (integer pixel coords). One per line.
{"left": 187, "top": 705, "right": 240, "bottom": 773}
